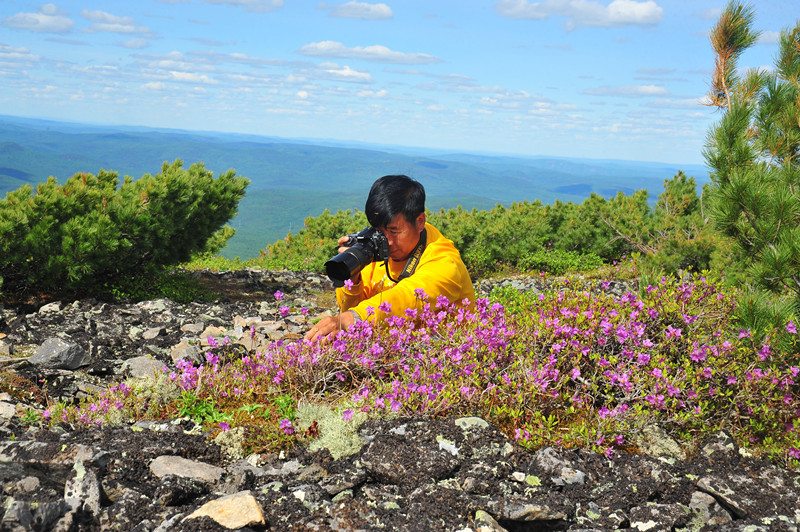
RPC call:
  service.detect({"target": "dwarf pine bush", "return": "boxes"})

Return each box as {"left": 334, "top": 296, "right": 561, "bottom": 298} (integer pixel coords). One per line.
{"left": 0, "top": 160, "right": 248, "bottom": 298}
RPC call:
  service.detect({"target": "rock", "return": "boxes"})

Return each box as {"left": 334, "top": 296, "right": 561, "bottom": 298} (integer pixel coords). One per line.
{"left": 170, "top": 340, "right": 202, "bottom": 364}
{"left": 634, "top": 423, "right": 686, "bottom": 460}
{"left": 533, "top": 446, "right": 587, "bottom": 485}
{"left": 149, "top": 455, "right": 225, "bottom": 485}
{"left": 63, "top": 461, "right": 102, "bottom": 514}
{"left": 184, "top": 490, "right": 265, "bottom": 528}
{"left": 30, "top": 337, "right": 90, "bottom": 370}
{"left": 629, "top": 502, "right": 691, "bottom": 531}
{"left": 474, "top": 509, "right": 507, "bottom": 532}
{"left": 0, "top": 339, "right": 13, "bottom": 355}
{"left": 122, "top": 355, "right": 163, "bottom": 378}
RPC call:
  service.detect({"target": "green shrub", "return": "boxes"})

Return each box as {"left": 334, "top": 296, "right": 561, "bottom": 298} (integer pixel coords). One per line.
{"left": 519, "top": 248, "right": 603, "bottom": 275}
{"left": 108, "top": 268, "right": 221, "bottom": 303}
{"left": 0, "top": 160, "right": 248, "bottom": 299}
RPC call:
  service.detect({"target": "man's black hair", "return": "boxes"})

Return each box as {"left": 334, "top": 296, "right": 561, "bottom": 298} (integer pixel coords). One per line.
{"left": 365, "top": 174, "right": 425, "bottom": 228}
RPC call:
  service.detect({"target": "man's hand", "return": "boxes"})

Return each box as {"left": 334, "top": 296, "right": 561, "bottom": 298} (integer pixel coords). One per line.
{"left": 304, "top": 311, "right": 355, "bottom": 343}
{"left": 336, "top": 235, "right": 363, "bottom": 285}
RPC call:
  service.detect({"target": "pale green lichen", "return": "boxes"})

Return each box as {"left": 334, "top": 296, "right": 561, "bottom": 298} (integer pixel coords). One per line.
{"left": 525, "top": 475, "right": 541, "bottom": 486}
{"left": 295, "top": 403, "right": 368, "bottom": 459}
{"left": 214, "top": 426, "right": 247, "bottom": 458}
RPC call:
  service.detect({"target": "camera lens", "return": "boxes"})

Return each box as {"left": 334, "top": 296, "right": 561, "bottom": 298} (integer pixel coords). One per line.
{"left": 325, "top": 246, "right": 372, "bottom": 283}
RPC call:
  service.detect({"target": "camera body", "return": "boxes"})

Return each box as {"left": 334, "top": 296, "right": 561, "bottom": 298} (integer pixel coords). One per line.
{"left": 325, "top": 227, "right": 390, "bottom": 285}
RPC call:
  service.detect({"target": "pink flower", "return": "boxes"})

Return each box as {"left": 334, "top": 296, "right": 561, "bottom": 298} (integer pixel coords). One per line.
{"left": 279, "top": 418, "right": 294, "bottom": 435}
{"left": 378, "top": 301, "right": 392, "bottom": 313}
{"left": 738, "top": 329, "right": 751, "bottom": 339}
{"left": 279, "top": 306, "right": 290, "bottom": 318}
{"left": 274, "top": 290, "right": 284, "bottom": 302}
{"left": 786, "top": 320, "right": 797, "bottom": 334}
{"left": 342, "top": 409, "right": 353, "bottom": 421}
{"left": 758, "top": 344, "right": 772, "bottom": 361}
{"left": 344, "top": 279, "right": 354, "bottom": 290}
{"left": 665, "top": 326, "right": 682, "bottom": 339}
{"left": 219, "top": 422, "right": 230, "bottom": 432}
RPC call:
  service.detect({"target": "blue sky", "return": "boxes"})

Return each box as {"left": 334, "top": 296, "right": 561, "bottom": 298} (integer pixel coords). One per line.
{"left": 0, "top": 1, "right": 795, "bottom": 165}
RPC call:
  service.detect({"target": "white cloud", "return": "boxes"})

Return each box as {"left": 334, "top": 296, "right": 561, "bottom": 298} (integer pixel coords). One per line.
{"left": 81, "top": 10, "right": 153, "bottom": 35}
{"left": 2, "top": 3, "right": 74, "bottom": 34}
{"left": 0, "top": 44, "right": 40, "bottom": 64}
{"left": 81, "top": 9, "right": 133, "bottom": 25}
{"left": 203, "top": 0, "right": 284, "bottom": 13}
{"left": 168, "top": 71, "right": 217, "bottom": 83}
{"left": 121, "top": 38, "right": 149, "bottom": 49}
{"left": 494, "top": 0, "right": 663, "bottom": 29}
{"left": 584, "top": 84, "right": 669, "bottom": 97}
{"left": 357, "top": 89, "right": 389, "bottom": 98}
{"left": 142, "top": 82, "right": 167, "bottom": 90}
{"left": 758, "top": 31, "right": 781, "bottom": 46}
{"left": 328, "top": 1, "right": 393, "bottom": 20}
{"left": 297, "top": 41, "right": 440, "bottom": 64}
{"left": 645, "top": 97, "right": 705, "bottom": 109}
{"left": 190, "top": 50, "right": 287, "bottom": 68}
{"left": 316, "top": 63, "right": 372, "bottom": 82}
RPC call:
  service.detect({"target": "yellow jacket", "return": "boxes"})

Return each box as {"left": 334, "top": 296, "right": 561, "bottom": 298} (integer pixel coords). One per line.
{"left": 337, "top": 223, "right": 475, "bottom": 322}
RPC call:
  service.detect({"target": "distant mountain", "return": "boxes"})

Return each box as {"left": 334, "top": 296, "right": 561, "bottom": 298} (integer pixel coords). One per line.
{"left": 0, "top": 115, "right": 709, "bottom": 259}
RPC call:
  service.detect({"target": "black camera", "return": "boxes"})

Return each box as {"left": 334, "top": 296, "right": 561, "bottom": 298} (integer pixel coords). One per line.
{"left": 324, "top": 227, "right": 389, "bottom": 285}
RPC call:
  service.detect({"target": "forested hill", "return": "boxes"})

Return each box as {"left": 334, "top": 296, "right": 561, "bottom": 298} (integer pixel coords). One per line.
{"left": 0, "top": 115, "right": 708, "bottom": 259}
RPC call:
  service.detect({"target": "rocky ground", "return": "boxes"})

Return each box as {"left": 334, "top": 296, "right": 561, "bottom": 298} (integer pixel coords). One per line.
{"left": 0, "top": 269, "right": 799, "bottom": 531}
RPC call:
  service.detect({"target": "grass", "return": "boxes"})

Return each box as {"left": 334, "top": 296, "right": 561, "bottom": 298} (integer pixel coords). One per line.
{"left": 41, "top": 266, "right": 800, "bottom": 469}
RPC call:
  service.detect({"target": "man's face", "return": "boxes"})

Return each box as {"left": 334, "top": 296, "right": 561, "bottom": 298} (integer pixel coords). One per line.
{"left": 380, "top": 213, "right": 425, "bottom": 262}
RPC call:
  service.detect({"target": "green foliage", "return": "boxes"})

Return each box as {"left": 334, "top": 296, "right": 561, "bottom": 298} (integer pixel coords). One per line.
{"left": 248, "top": 177, "right": 716, "bottom": 280}
{"left": 0, "top": 160, "right": 248, "bottom": 299}
{"left": 197, "top": 225, "right": 237, "bottom": 257}
{"left": 519, "top": 248, "right": 603, "bottom": 275}
{"left": 250, "top": 209, "right": 368, "bottom": 272}
{"left": 177, "top": 390, "right": 232, "bottom": 426}
{"left": 271, "top": 394, "right": 297, "bottom": 421}
{"left": 108, "top": 268, "right": 221, "bottom": 303}
{"left": 704, "top": 1, "right": 800, "bottom": 331}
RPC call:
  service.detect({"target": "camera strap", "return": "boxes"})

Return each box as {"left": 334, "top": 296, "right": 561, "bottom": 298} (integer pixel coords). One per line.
{"left": 386, "top": 228, "right": 427, "bottom": 283}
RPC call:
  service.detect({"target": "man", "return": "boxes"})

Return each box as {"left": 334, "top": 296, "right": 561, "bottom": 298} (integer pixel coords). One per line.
{"left": 304, "top": 174, "right": 474, "bottom": 342}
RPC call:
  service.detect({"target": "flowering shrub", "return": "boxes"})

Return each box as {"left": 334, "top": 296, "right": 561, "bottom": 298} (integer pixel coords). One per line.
{"left": 49, "top": 275, "right": 799, "bottom": 467}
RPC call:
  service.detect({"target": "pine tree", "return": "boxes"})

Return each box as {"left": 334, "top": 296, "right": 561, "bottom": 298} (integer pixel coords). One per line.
{"left": 704, "top": 1, "right": 800, "bottom": 328}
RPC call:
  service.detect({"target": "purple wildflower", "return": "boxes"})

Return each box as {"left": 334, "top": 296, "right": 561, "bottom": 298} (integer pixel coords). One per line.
{"left": 279, "top": 418, "right": 294, "bottom": 435}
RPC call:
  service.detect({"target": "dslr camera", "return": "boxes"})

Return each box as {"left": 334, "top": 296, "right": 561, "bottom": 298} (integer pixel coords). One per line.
{"left": 325, "top": 227, "right": 389, "bottom": 285}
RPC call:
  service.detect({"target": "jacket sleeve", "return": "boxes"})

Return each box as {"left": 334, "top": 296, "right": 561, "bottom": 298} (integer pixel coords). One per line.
{"left": 336, "top": 243, "right": 473, "bottom": 322}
